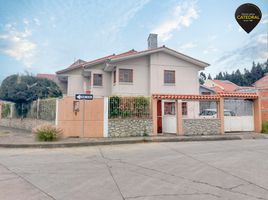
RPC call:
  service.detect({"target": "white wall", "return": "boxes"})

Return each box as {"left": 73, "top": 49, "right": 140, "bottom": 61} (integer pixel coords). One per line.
{"left": 67, "top": 75, "right": 84, "bottom": 96}
{"left": 111, "top": 56, "right": 150, "bottom": 96}
{"left": 150, "top": 52, "right": 201, "bottom": 95}
{"left": 89, "top": 64, "right": 111, "bottom": 97}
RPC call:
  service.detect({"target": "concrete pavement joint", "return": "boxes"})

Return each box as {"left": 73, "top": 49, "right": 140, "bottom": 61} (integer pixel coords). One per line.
{"left": 125, "top": 192, "right": 221, "bottom": 199}
{"left": 101, "top": 148, "right": 267, "bottom": 200}
{"left": 98, "top": 147, "right": 125, "bottom": 200}
{"left": 161, "top": 143, "right": 268, "bottom": 200}
{"left": 0, "top": 162, "right": 57, "bottom": 200}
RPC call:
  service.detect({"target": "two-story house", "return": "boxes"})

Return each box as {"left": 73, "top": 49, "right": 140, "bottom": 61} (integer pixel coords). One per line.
{"left": 56, "top": 34, "right": 209, "bottom": 97}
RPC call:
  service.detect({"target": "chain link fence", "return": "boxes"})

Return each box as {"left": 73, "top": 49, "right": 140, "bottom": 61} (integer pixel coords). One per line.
{"left": 1, "top": 98, "right": 57, "bottom": 121}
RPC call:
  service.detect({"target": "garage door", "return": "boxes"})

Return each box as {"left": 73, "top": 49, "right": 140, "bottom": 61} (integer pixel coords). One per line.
{"left": 224, "top": 99, "right": 254, "bottom": 132}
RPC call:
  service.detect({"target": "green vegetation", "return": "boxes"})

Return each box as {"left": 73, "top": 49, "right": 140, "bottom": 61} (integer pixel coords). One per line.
{"left": 200, "top": 60, "right": 268, "bottom": 86}
{"left": 33, "top": 125, "right": 62, "bottom": 141}
{"left": 262, "top": 121, "right": 268, "bottom": 133}
{"left": 109, "top": 96, "right": 150, "bottom": 118}
{"left": 0, "top": 74, "right": 62, "bottom": 117}
{"left": 1, "top": 103, "right": 11, "bottom": 118}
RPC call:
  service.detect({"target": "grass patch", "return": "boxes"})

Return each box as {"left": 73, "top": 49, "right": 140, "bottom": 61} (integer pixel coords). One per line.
{"left": 261, "top": 121, "right": 268, "bottom": 133}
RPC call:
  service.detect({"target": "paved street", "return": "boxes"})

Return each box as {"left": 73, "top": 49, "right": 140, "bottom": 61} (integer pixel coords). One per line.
{"left": 0, "top": 140, "right": 268, "bottom": 200}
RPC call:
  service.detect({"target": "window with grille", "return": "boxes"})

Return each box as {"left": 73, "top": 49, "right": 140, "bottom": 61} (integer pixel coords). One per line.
{"left": 119, "top": 69, "right": 133, "bottom": 83}
{"left": 164, "top": 70, "right": 175, "bottom": 84}
{"left": 182, "top": 102, "right": 187, "bottom": 116}
{"left": 93, "top": 74, "right": 103, "bottom": 86}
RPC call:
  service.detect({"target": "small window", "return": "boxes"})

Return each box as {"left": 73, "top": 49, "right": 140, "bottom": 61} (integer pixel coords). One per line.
{"left": 201, "top": 92, "right": 211, "bottom": 95}
{"left": 164, "top": 102, "right": 175, "bottom": 115}
{"left": 119, "top": 69, "right": 133, "bottom": 83}
{"left": 93, "top": 74, "right": 103, "bottom": 86}
{"left": 182, "top": 102, "right": 187, "bottom": 116}
{"left": 113, "top": 70, "right": 116, "bottom": 83}
{"left": 164, "top": 70, "right": 175, "bottom": 84}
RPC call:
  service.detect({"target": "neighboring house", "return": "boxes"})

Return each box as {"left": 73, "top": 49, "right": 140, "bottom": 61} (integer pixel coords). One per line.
{"left": 203, "top": 79, "right": 239, "bottom": 93}
{"left": 56, "top": 34, "right": 209, "bottom": 97}
{"left": 253, "top": 73, "right": 268, "bottom": 121}
{"left": 36, "top": 73, "right": 67, "bottom": 94}
{"left": 36, "top": 73, "right": 56, "bottom": 81}
{"left": 203, "top": 79, "right": 256, "bottom": 93}
{"left": 199, "top": 85, "right": 215, "bottom": 95}
{"left": 253, "top": 73, "right": 268, "bottom": 90}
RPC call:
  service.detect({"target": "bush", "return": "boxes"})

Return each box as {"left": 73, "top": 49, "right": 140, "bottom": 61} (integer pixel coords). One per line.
{"left": 262, "top": 121, "right": 268, "bottom": 133}
{"left": 33, "top": 125, "right": 62, "bottom": 141}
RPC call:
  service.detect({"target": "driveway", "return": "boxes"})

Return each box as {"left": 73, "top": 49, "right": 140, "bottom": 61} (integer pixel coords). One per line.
{"left": 0, "top": 140, "right": 268, "bottom": 200}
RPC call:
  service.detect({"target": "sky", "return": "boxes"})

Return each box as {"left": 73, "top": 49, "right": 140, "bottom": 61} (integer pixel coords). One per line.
{"left": 0, "top": 0, "right": 267, "bottom": 82}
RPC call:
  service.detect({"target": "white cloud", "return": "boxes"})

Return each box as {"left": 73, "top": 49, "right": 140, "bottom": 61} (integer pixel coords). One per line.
{"left": 255, "top": 34, "right": 267, "bottom": 44}
{"left": 152, "top": 1, "right": 199, "bottom": 42}
{"left": 179, "top": 42, "right": 196, "bottom": 50}
{"left": 261, "top": 14, "right": 268, "bottom": 24}
{"left": 203, "top": 45, "right": 218, "bottom": 54}
{"left": 109, "top": 0, "right": 151, "bottom": 33}
{"left": 23, "top": 19, "right": 29, "bottom": 25}
{"left": 0, "top": 24, "right": 37, "bottom": 68}
{"left": 34, "top": 18, "right": 40, "bottom": 26}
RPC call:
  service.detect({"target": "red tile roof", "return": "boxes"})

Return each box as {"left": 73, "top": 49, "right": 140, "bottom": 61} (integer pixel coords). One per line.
{"left": 152, "top": 92, "right": 258, "bottom": 100}
{"left": 36, "top": 73, "right": 56, "bottom": 80}
{"left": 212, "top": 80, "right": 239, "bottom": 93}
{"left": 56, "top": 50, "right": 138, "bottom": 74}
{"left": 254, "top": 74, "right": 268, "bottom": 89}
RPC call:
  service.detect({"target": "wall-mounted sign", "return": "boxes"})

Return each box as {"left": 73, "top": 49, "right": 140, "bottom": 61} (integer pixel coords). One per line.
{"left": 75, "top": 94, "right": 93, "bottom": 100}
{"left": 235, "top": 3, "right": 262, "bottom": 33}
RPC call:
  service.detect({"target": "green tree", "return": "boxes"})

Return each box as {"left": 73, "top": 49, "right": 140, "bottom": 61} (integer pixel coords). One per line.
{"left": 0, "top": 74, "right": 62, "bottom": 117}
{"left": 199, "top": 72, "right": 206, "bottom": 85}
{"left": 208, "top": 74, "right": 212, "bottom": 80}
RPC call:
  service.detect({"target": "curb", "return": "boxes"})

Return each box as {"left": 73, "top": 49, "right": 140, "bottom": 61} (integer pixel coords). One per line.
{"left": 0, "top": 135, "right": 242, "bottom": 148}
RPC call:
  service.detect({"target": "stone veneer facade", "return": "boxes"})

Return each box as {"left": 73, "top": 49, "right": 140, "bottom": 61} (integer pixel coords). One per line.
{"left": 109, "top": 118, "right": 153, "bottom": 137}
{"left": 183, "top": 118, "right": 221, "bottom": 135}
{"left": 0, "top": 118, "right": 54, "bottom": 131}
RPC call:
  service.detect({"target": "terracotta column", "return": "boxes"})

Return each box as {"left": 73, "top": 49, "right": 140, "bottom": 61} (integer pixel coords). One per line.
{"left": 253, "top": 97, "right": 262, "bottom": 133}
{"left": 219, "top": 97, "right": 225, "bottom": 134}
{"left": 176, "top": 100, "right": 183, "bottom": 135}
{"left": 152, "top": 98, "right": 158, "bottom": 136}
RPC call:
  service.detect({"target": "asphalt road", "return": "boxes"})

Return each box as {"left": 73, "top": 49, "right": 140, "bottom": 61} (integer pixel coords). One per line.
{"left": 0, "top": 140, "right": 268, "bottom": 200}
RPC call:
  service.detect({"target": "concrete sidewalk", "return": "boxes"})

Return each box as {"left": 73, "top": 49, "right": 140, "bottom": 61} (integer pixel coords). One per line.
{"left": 0, "top": 126, "right": 267, "bottom": 148}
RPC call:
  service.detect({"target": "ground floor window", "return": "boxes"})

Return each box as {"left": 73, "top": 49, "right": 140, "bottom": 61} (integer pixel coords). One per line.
{"left": 182, "top": 102, "right": 187, "bottom": 116}
{"left": 164, "top": 102, "right": 175, "bottom": 115}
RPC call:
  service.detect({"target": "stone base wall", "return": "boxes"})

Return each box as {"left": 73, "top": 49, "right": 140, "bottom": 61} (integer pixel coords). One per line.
{"left": 109, "top": 118, "right": 153, "bottom": 137}
{"left": 183, "top": 118, "right": 221, "bottom": 135}
{"left": 0, "top": 118, "right": 54, "bottom": 131}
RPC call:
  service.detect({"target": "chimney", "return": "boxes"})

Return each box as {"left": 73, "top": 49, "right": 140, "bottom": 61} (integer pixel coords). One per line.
{"left": 147, "top": 33, "right": 158, "bottom": 49}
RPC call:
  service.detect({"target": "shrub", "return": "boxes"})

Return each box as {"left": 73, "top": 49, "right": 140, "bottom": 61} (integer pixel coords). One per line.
{"left": 262, "top": 121, "right": 268, "bottom": 133}
{"left": 33, "top": 124, "right": 62, "bottom": 141}
{"left": 1, "top": 103, "right": 11, "bottom": 118}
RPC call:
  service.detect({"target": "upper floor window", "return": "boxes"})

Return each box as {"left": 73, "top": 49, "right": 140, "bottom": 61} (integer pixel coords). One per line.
{"left": 119, "top": 69, "right": 133, "bottom": 83}
{"left": 113, "top": 70, "right": 116, "bottom": 83}
{"left": 93, "top": 74, "right": 103, "bottom": 86}
{"left": 164, "top": 70, "right": 175, "bottom": 84}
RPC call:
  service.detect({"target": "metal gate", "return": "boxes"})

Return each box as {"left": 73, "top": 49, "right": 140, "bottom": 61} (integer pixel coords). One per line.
{"left": 224, "top": 99, "right": 254, "bottom": 132}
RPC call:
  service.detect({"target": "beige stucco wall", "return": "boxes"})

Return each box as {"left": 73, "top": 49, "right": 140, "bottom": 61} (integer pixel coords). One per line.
{"left": 149, "top": 52, "right": 201, "bottom": 95}
{"left": 67, "top": 75, "right": 84, "bottom": 96}
{"left": 111, "top": 56, "right": 150, "bottom": 96}
{"left": 89, "top": 64, "right": 111, "bottom": 97}
{"left": 60, "top": 51, "right": 203, "bottom": 97}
